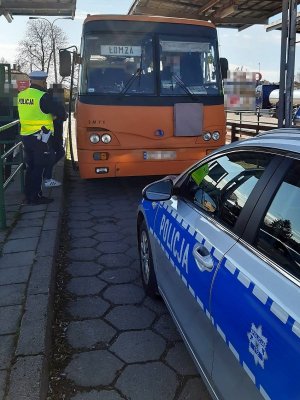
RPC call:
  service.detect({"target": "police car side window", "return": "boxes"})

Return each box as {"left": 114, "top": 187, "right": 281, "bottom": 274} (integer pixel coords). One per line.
{"left": 255, "top": 160, "right": 300, "bottom": 280}
{"left": 187, "top": 152, "right": 272, "bottom": 229}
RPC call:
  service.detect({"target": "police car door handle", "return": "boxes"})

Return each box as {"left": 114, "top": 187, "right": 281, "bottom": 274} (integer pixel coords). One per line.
{"left": 193, "top": 244, "right": 214, "bottom": 272}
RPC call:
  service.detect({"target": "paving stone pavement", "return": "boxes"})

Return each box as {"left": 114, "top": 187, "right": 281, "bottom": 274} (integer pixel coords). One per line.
{"left": 0, "top": 159, "right": 64, "bottom": 400}
{"left": 47, "top": 166, "right": 212, "bottom": 400}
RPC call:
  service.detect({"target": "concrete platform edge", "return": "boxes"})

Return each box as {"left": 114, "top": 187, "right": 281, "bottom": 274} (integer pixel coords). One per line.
{"left": 4, "top": 159, "right": 64, "bottom": 400}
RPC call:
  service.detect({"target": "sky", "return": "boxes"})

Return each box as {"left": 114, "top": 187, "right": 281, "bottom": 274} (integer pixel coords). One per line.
{"left": 0, "top": 0, "right": 299, "bottom": 83}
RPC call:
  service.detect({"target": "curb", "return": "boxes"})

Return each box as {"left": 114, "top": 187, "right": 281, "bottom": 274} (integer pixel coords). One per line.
{"left": 4, "top": 159, "right": 64, "bottom": 400}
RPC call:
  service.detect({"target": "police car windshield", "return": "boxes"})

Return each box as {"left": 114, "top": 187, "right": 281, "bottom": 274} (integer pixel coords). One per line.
{"left": 81, "top": 33, "right": 155, "bottom": 95}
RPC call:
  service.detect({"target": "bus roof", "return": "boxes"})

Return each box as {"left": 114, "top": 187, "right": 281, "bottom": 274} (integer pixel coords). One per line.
{"left": 83, "top": 14, "right": 215, "bottom": 29}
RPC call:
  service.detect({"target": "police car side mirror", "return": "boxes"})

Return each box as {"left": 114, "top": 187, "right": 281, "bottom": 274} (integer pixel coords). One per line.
{"left": 142, "top": 179, "right": 173, "bottom": 201}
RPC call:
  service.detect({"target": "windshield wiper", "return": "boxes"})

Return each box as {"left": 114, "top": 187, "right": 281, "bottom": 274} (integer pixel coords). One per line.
{"left": 121, "top": 68, "right": 142, "bottom": 95}
{"left": 172, "top": 73, "right": 197, "bottom": 101}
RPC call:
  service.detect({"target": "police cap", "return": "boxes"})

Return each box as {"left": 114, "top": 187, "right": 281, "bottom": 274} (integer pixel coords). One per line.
{"left": 28, "top": 71, "right": 48, "bottom": 80}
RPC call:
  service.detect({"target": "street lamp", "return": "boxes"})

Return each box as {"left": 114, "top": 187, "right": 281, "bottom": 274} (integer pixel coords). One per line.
{"left": 29, "top": 16, "right": 73, "bottom": 83}
{"left": 29, "top": 45, "right": 32, "bottom": 72}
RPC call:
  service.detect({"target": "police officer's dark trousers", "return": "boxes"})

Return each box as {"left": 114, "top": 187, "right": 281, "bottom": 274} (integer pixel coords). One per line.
{"left": 43, "top": 120, "right": 65, "bottom": 180}
{"left": 22, "top": 135, "right": 55, "bottom": 202}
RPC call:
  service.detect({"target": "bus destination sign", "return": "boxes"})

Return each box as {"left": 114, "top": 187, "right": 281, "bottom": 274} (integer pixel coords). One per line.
{"left": 101, "top": 45, "right": 142, "bottom": 57}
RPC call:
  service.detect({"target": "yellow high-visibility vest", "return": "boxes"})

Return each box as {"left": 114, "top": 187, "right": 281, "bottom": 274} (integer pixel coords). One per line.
{"left": 17, "top": 88, "right": 54, "bottom": 136}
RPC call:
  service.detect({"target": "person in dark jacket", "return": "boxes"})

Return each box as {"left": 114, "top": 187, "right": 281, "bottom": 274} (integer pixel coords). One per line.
{"left": 43, "top": 84, "right": 67, "bottom": 187}
{"left": 17, "top": 71, "right": 66, "bottom": 205}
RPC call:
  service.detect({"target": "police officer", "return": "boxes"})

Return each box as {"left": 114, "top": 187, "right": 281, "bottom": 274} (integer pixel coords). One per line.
{"left": 17, "top": 71, "right": 65, "bottom": 205}
{"left": 43, "top": 83, "right": 67, "bottom": 187}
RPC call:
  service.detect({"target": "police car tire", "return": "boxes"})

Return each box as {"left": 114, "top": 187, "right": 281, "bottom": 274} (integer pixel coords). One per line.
{"left": 139, "top": 220, "right": 159, "bottom": 298}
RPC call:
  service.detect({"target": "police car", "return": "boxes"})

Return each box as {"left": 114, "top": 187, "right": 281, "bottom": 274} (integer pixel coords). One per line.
{"left": 137, "top": 128, "right": 300, "bottom": 400}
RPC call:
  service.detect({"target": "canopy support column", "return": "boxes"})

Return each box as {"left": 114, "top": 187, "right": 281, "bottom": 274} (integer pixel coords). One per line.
{"left": 278, "top": 0, "right": 297, "bottom": 128}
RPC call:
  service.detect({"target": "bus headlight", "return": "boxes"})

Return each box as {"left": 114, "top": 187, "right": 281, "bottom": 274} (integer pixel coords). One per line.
{"left": 101, "top": 134, "right": 112, "bottom": 144}
{"left": 203, "top": 132, "right": 211, "bottom": 141}
{"left": 212, "top": 131, "right": 220, "bottom": 140}
{"left": 90, "top": 133, "right": 100, "bottom": 144}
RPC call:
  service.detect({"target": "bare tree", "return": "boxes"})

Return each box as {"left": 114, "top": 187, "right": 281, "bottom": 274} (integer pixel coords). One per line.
{"left": 0, "top": 56, "right": 9, "bottom": 64}
{"left": 15, "top": 20, "right": 68, "bottom": 83}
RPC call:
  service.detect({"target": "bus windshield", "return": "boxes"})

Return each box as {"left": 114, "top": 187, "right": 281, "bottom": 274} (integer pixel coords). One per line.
{"left": 159, "top": 35, "right": 221, "bottom": 96}
{"left": 81, "top": 32, "right": 221, "bottom": 96}
{"left": 82, "top": 33, "right": 155, "bottom": 95}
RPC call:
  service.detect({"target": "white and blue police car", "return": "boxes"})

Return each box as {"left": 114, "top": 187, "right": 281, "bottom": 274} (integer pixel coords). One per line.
{"left": 137, "top": 128, "right": 300, "bottom": 400}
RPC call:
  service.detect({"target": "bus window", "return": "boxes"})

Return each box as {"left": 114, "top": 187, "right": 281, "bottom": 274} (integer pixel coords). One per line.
{"left": 81, "top": 34, "right": 155, "bottom": 95}
{"left": 159, "top": 36, "right": 221, "bottom": 96}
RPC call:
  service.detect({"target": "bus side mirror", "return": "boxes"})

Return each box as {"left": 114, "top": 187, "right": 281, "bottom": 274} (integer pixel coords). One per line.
{"left": 59, "top": 49, "right": 72, "bottom": 77}
{"left": 220, "top": 58, "right": 229, "bottom": 80}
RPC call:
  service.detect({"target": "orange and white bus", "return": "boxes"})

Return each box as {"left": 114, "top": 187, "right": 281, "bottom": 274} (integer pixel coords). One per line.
{"left": 64, "top": 15, "right": 227, "bottom": 179}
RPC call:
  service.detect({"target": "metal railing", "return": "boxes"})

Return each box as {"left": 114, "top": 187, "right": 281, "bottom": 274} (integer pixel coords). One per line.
{"left": 0, "top": 120, "right": 24, "bottom": 229}
{"left": 226, "top": 109, "right": 277, "bottom": 126}
{"left": 226, "top": 109, "right": 278, "bottom": 142}
{"left": 226, "top": 122, "right": 277, "bottom": 142}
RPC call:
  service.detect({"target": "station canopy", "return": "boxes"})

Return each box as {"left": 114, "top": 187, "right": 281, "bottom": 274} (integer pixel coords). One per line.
{"left": 0, "top": 0, "right": 76, "bottom": 21}
{"left": 266, "top": 11, "right": 300, "bottom": 32}
{"left": 129, "top": 0, "right": 299, "bottom": 31}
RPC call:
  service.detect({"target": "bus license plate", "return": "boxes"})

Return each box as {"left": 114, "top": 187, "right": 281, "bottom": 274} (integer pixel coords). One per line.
{"left": 143, "top": 151, "right": 176, "bottom": 160}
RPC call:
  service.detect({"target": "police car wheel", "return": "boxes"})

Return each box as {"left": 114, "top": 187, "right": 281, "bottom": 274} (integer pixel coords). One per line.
{"left": 139, "top": 220, "right": 159, "bottom": 298}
